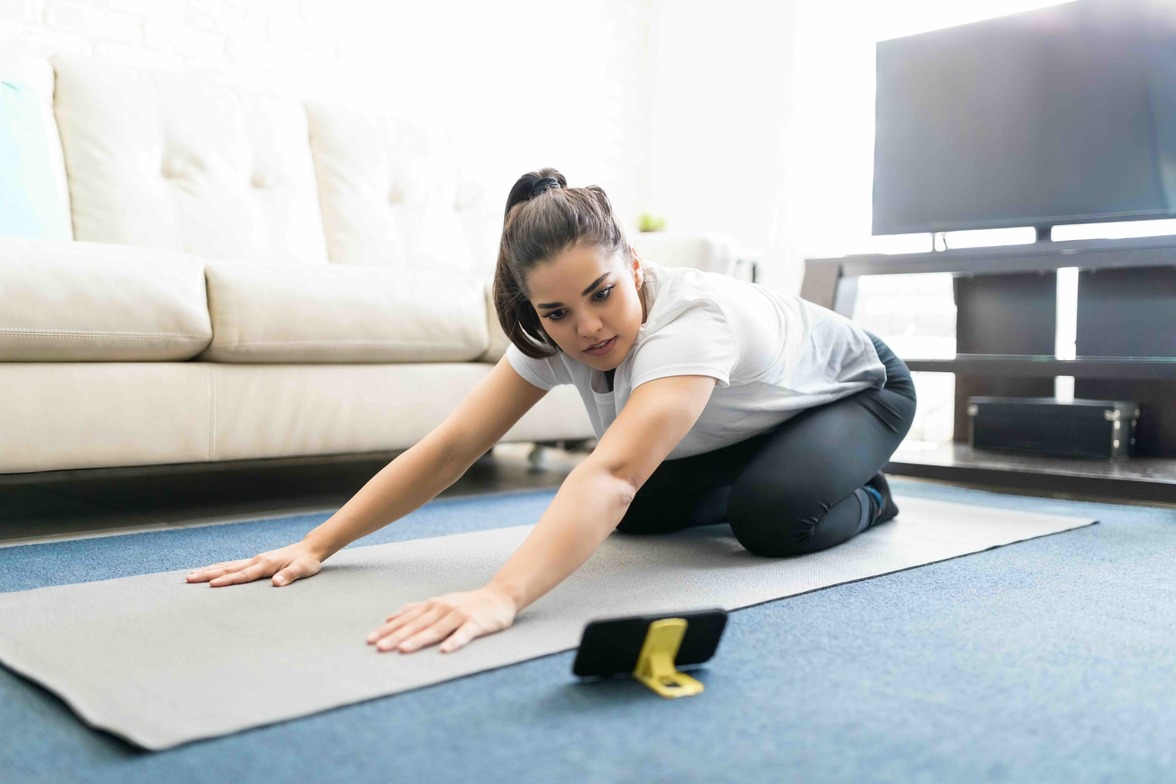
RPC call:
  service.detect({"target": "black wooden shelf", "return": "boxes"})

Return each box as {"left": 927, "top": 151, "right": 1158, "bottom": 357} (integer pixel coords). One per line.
{"left": 807, "top": 234, "right": 1176, "bottom": 279}
{"left": 803, "top": 234, "right": 1176, "bottom": 500}
{"left": 903, "top": 355, "right": 1176, "bottom": 380}
{"left": 886, "top": 442, "right": 1176, "bottom": 505}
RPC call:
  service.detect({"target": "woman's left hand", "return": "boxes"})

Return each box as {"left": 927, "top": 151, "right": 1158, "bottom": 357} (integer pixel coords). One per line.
{"left": 367, "top": 585, "right": 518, "bottom": 654}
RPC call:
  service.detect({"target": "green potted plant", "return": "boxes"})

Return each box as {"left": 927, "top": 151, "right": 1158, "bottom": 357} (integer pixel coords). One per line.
{"left": 638, "top": 211, "right": 666, "bottom": 233}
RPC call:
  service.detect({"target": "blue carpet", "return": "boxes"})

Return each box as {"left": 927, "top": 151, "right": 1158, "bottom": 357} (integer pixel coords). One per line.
{"left": 1, "top": 481, "right": 1174, "bottom": 784}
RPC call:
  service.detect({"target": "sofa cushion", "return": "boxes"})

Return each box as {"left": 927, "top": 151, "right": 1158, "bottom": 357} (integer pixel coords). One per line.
{"left": 0, "top": 361, "right": 595, "bottom": 473}
{"left": 0, "top": 362, "right": 214, "bottom": 473}
{"left": 478, "top": 282, "right": 512, "bottom": 363}
{"left": 198, "top": 261, "right": 490, "bottom": 363}
{"left": 208, "top": 362, "right": 593, "bottom": 462}
{"left": 0, "top": 238, "right": 212, "bottom": 362}
{"left": 50, "top": 55, "right": 328, "bottom": 264}
{"left": 305, "top": 102, "right": 498, "bottom": 275}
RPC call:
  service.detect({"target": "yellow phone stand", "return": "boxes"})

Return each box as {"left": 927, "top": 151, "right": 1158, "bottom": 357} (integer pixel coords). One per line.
{"left": 632, "top": 618, "right": 704, "bottom": 698}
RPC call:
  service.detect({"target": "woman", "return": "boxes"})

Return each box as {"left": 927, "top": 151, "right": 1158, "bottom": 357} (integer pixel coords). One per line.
{"left": 186, "top": 168, "right": 917, "bottom": 655}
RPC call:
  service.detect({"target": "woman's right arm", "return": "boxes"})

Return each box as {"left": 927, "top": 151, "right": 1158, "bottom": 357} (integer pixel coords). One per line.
{"left": 185, "top": 355, "right": 550, "bottom": 587}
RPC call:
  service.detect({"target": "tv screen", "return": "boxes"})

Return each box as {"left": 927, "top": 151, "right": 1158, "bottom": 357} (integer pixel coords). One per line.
{"left": 872, "top": 0, "right": 1176, "bottom": 236}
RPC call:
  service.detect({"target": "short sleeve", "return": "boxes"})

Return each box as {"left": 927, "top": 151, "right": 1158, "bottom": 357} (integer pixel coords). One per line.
{"left": 505, "top": 342, "right": 572, "bottom": 390}
{"left": 629, "top": 300, "right": 738, "bottom": 390}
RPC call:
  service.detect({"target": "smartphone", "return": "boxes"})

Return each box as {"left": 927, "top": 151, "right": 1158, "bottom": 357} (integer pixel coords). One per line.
{"left": 572, "top": 608, "right": 728, "bottom": 678}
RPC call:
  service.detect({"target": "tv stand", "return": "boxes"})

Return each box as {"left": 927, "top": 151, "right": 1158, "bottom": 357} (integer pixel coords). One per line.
{"left": 802, "top": 234, "right": 1176, "bottom": 504}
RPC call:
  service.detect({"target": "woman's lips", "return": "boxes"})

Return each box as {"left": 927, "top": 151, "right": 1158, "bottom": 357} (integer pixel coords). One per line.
{"left": 584, "top": 337, "right": 617, "bottom": 355}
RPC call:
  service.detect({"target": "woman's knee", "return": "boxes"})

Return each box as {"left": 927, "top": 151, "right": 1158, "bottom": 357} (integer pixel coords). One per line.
{"left": 729, "top": 516, "right": 819, "bottom": 557}
{"left": 727, "top": 493, "right": 820, "bottom": 557}
{"left": 729, "top": 483, "right": 879, "bottom": 558}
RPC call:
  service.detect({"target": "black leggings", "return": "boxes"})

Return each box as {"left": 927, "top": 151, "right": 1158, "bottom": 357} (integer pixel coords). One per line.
{"left": 615, "top": 333, "right": 917, "bottom": 557}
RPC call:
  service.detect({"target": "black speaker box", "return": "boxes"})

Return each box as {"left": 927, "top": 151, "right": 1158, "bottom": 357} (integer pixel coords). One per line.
{"left": 968, "top": 397, "right": 1140, "bottom": 460}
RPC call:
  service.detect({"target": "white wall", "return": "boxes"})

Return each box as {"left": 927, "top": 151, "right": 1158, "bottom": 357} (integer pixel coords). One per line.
{"left": 0, "top": 0, "right": 652, "bottom": 231}
{"left": 643, "top": 0, "right": 801, "bottom": 292}
{"left": 326, "top": 0, "right": 650, "bottom": 230}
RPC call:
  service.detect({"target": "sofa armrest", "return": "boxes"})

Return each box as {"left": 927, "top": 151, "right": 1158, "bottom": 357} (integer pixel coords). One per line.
{"left": 631, "top": 232, "right": 757, "bottom": 280}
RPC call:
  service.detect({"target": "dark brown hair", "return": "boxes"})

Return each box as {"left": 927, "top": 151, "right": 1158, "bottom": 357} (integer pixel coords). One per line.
{"left": 493, "top": 167, "right": 630, "bottom": 358}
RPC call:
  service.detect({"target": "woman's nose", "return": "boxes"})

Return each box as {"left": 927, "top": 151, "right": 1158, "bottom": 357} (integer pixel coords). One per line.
{"left": 577, "top": 314, "right": 603, "bottom": 337}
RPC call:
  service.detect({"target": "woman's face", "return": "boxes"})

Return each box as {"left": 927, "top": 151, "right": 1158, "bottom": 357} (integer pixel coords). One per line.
{"left": 524, "top": 243, "right": 647, "bottom": 371}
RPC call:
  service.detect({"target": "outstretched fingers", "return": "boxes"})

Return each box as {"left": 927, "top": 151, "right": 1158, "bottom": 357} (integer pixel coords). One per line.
{"left": 386, "top": 611, "right": 465, "bottom": 653}
{"left": 185, "top": 559, "right": 253, "bottom": 583}
{"left": 366, "top": 589, "right": 514, "bottom": 655}
{"left": 438, "top": 621, "right": 480, "bottom": 654}
{"left": 207, "top": 562, "right": 271, "bottom": 587}
{"left": 369, "top": 605, "right": 453, "bottom": 651}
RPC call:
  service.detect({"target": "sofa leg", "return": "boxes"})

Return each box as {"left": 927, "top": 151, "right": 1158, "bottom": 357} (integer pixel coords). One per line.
{"left": 527, "top": 443, "right": 548, "bottom": 471}
{"left": 562, "top": 438, "right": 597, "bottom": 453}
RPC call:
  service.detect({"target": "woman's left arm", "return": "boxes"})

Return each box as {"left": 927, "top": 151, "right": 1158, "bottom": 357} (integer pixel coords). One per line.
{"left": 367, "top": 374, "right": 718, "bottom": 654}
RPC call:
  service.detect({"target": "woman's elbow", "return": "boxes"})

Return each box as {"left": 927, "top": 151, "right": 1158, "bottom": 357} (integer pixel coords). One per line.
{"left": 575, "top": 457, "right": 640, "bottom": 508}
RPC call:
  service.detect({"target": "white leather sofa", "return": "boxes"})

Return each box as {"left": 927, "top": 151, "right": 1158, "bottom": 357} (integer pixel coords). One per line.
{"left": 0, "top": 52, "right": 744, "bottom": 478}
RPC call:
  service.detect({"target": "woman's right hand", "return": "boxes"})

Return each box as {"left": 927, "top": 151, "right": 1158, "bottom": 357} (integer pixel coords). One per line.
{"left": 185, "top": 541, "right": 325, "bottom": 588}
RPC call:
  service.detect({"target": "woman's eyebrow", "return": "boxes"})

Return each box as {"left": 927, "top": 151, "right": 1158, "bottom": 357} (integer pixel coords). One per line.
{"left": 536, "top": 273, "right": 611, "bottom": 310}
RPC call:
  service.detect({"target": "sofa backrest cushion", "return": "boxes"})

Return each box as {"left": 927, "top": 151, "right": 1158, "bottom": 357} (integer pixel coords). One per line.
{"left": 305, "top": 102, "right": 498, "bottom": 275}
{"left": 51, "top": 55, "right": 328, "bottom": 265}
{"left": 0, "top": 53, "right": 71, "bottom": 242}
{"left": 0, "top": 237, "right": 211, "bottom": 362}
{"left": 198, "top": 262, "right": 489, "bottom": 363}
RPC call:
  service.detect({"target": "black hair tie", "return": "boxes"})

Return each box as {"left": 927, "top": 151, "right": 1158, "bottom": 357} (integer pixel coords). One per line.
{"left": 529, "top": 176, "right": 561, "bottom": 199}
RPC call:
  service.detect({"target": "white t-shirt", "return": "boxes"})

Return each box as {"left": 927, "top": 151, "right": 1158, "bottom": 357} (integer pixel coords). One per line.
{"left": 505, "top": 260, "right": 887, "bottom": 460}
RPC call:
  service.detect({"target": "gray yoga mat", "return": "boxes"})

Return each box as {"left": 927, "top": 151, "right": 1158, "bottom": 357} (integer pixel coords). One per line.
{"left": 0, "top": 496, "right": 1094, "bottom": 750}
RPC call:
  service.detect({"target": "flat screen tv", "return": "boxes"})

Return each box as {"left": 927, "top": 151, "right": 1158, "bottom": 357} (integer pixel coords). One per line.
{"left": 872, "top": 0, "right": 1176, "bottom": 236}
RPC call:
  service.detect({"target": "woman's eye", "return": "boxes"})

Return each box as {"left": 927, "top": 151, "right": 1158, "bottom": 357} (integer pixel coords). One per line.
{"left": 543, "top": 287, "right": 612, "bottom": 322}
